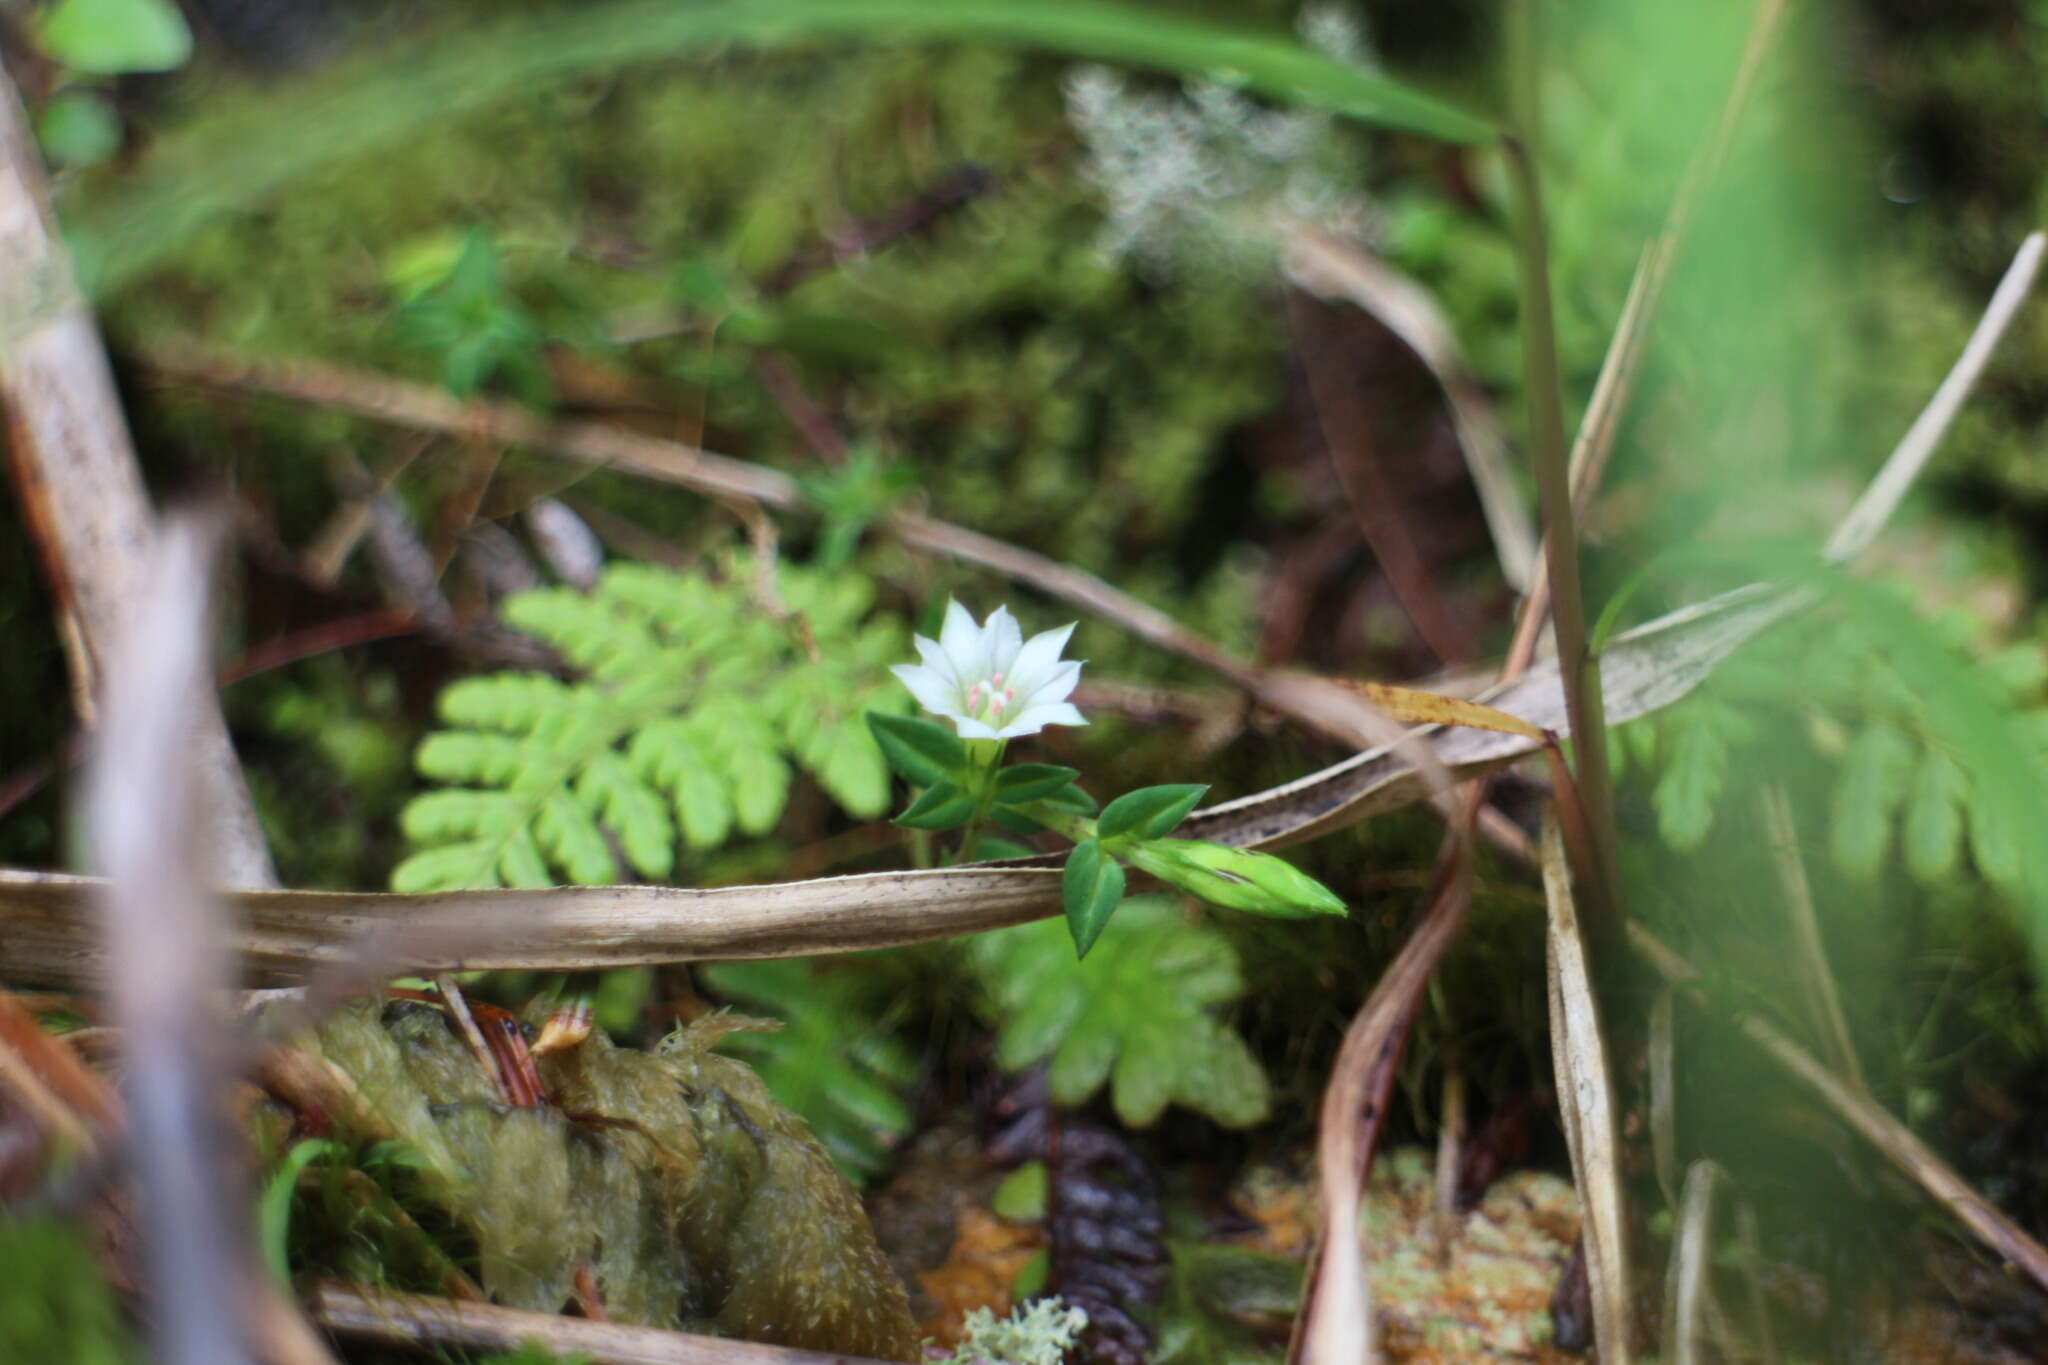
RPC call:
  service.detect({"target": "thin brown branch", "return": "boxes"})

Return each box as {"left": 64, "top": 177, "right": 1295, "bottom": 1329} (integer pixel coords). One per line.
{"left": 1294, "top": 808, "right": 1477, "bottom": 1365}
{"left": 309, "top": 1282, "right": 906, "bottom": 1365}
{"left": 0, "top": 74, "right": 275, "bottom": 889}
{"left": 751, "top": 352, "right": 848, "bottom": 464}
{"left": 1759, "top": 784, "right": 1865, "bottom": 1091}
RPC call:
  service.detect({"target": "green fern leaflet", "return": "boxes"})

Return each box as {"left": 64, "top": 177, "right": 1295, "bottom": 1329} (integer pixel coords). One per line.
{"left": 393, "top": 559, "right": 912, "bottom": 891}
{"left": 971, "top": 895, "right": 1270, "bottom": 1129}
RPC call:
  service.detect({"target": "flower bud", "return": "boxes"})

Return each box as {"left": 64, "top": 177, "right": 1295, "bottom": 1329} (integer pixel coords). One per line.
{"left": 1124, "top": 839, "right": 1346, "bottom": 918}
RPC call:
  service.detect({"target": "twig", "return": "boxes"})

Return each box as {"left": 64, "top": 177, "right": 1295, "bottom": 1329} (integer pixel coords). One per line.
{"left": 310, "top": 1282, "right": 906, "bottom": 1365}
{"left": 1430, "top": 1057, "right": 1466, "bottom": 1260}
{"left": 86, "top": 513, "right": 258, "bottom": 1365}
{"left": 0, "top": 74, "right": 276, "bottom": 889}
{"left": 432, "top": 972, "right": 510, "bottom": 1106}
{"left": 1759, "top": 784, "right": 1864, "bottom": 1091}
{"left": 762, "top": 163, "right": 999, "bottom": 295}
{"left": 751, "top": 353, "right": 848, "bottom": 464}
{"left": 1294, "top": 811, "right": 1477, "bottom": 1365}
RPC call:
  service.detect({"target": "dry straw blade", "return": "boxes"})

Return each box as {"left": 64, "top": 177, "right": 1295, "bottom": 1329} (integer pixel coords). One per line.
{"left": 1541, "top": 811, "right": 1632, "bottom": 1365}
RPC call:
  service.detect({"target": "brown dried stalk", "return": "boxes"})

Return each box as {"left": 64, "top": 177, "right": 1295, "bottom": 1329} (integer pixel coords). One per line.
{"left": 0, "top": 75, "right": 274, "bottom": 889}
{"left": 310, "top": 1282, "right": 903, "bottom": 1365}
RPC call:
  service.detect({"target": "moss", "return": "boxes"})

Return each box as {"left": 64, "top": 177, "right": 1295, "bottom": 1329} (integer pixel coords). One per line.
{"left": 284, "top": 999, "right": 919, "bottom": 1359}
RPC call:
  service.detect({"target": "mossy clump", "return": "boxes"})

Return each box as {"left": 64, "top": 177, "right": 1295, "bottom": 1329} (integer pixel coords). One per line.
{"left": 284, "top": 998, "right": 920, "bottom": 1361}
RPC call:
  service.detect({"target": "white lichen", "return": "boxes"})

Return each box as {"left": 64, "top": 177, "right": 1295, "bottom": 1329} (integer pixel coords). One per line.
{"left": 1062, "top": 6, "right": 1378, "bottom": 279}
{"left": 946, "top": 1297, "right": 1091, "bottom": 1365}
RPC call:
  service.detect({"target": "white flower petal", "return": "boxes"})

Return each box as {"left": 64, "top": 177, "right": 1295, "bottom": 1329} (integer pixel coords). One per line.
{"left": 938, "top": 599, "right": 984, "bottom": 674}
{"left": 984, "top": 605, "right": 1024, "bottom": 676}
{"left": 894, "top": 600, "right": 1088, "bottom": 736}
{"left": 1006, "top": 623, "right": 1078, "bottom": 693}
{"left": 997, "top": 699, "right": 1088, "bottom": 737}
{"left": 1017, "top": 659, "right": 1082, "bottom": 712}
{"left": 912, "top": 634, "right": 962, "bottom": 686}
{"left": 891, "top": 663, "right": 963, "bottom": 719}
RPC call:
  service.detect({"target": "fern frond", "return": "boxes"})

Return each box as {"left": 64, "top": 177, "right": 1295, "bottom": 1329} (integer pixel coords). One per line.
{"left": 971, "top": 896, "right": 1270, "bottom": 1129}
{"left": 393, "top": 558, "right": 912, "bottom": 892}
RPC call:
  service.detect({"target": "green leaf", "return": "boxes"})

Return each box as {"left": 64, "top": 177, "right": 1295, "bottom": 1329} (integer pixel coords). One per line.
{"left": 1098, "top": 784, "right": 1209, "bottom": 842}
{"left": 867, "top": 711, "right": 969, "bottom": 787}
{"left": 40, "top": 0, "right": 191, "bottom": 74}
{"left": 1062, "top": 839, "right": 1126, "bottom": 958}
{"left": 1037, "top": 782, "right": 1100, "bottom": 815}
{"left": 972, "top": 896, "right": 1269, "bottom": 1129}
{"left": 1830, "top": 722, "right": 1915, "bottom": 881}
{"left": 995, "top": 764, "right": 1083, "bottom": 805}
{"left": 895, "top": 779, "right": 979, "bottom": 831}
{"left": 991, "top": 1162, "right": 1047, "bottom": 1221}
{"left": 69, "top": 0, "right": 1493, "bottom": 294}
{"left": 259, "top": 1138, "right": 339, "bottom": 1285}
{"left": 1649, "top": 699, "right": 1750, "bottom": 852}
{"left": 1903, "top": 747, "right": 1965, "bottom": 884}
{"left": 35, "top": 90, "right": 122, "bottom": 169}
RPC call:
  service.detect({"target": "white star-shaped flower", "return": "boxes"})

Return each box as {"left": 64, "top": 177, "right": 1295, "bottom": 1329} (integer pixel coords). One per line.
{"left": 891, "top": 601, "right": 1087, "bottom": 740}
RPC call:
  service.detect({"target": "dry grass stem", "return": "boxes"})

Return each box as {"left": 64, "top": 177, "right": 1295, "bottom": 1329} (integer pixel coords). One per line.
{"left": 1629, "top": 922, "right": 2048, "bottom": 1296}
{"left": 310, "top": 1282, "right": 904, "bottom": 1365}
{"left": 1825, "top": 230, "right": 2046, "bottom": 564}
{"left": 1661, "top": 1161, "right": 1724, "bottom": 1365}
{"left": 1759, "top": 784, "right": 1865, "bottom": 1090}
{"left": 1540, "top": 811, "right": 1632, "bottom": 1364}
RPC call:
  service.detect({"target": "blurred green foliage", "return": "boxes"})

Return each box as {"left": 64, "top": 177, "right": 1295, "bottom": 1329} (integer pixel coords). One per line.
{"left": 0, "top": 1217, "right": 136, "bottom": 1365}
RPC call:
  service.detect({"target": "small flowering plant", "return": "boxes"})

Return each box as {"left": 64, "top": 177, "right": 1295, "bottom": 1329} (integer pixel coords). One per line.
{"left": 890, "top": 601, "right": 1087, "bottom": 741}
{"left": 870, "top": 601, "right": 1345, "bottom": 956}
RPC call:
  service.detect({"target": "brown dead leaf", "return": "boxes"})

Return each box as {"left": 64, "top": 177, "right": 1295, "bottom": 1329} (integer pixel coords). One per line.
{"left": 1334, "top": 680, "right": 1544, "bottom": 742}
{"left": 915, "top": 1206, "right": 1045, "bottom": 1347}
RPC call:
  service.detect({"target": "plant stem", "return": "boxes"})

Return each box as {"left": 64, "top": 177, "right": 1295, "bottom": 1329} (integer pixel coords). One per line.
{"left": 1502, "top": 128, "right": 1619, "bottom": 927}
{"left": 953, "top": 740, "right": 1006, "bottom": 864}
